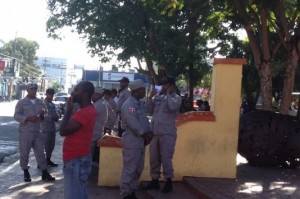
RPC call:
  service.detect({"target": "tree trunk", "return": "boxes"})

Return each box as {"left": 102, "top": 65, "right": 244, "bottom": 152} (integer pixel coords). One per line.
{"left": 232, "top": 1, "right": 274, "bottom": 111}
{"left": 145, "top": 58, "right": 160, "bottom": 85}
{"left": 279, "top": 46, "right": 299, "bottom": 114}
{"left": 187, "top": 2, "right": 199, "bottom": 111}
{"left": 257, "top": 62, "right": 273, "bottom": 111}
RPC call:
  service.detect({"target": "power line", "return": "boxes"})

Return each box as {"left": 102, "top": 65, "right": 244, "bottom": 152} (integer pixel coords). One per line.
{"left": 0, "top": 53, "right": 23, "bottom": 63}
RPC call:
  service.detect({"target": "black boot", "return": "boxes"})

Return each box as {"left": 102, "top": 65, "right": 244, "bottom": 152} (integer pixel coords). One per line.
{"left": 130, "top": 192, "right": 138, "bottom": 199}
{"left": 47, "top": 158, "right": 58, "bottom": 167}
{"left": 142, "top": 179, "right": 160, "bottom": 190}
{"left": 42, "top": 170, "right": 55, "bottom": 181}
{"left": 123, "top": 192, "right": 138, "bottom": 199}
{"left": 161, "top": 178, "right": 172, "bottom": 193}
{"left": 123, "top": 193, "right": 131, "bottom": 199}
{"left": 23, "top": 169, "right": 31, "bottom": 182}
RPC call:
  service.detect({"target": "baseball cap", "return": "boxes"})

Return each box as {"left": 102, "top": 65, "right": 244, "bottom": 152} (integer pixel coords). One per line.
{"left": 27, "top": 83, "right": 38, "bottom": 89}
{"left": 46, "top": 88, "right": 55, "bottom": 95}
{"left": 94, "top": 87, "right": 105, "bottom": 94}
{"left": 119, "top": 77, "right": 129, "bottom": 83}
{"left": 129, "top": 79, "right": 145, "bottom": 91}
{"left": 103, "top": 89, "right": 112, "bottom": 95}
{"left": 161, "top": 76, "right": 176, "bottom": 85}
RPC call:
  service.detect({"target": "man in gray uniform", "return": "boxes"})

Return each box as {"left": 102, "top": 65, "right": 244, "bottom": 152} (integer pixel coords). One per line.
{"left": 117, "top": 77, "right": 131, "bottom": 137}
{"left": 144, "top": 76, "right": 182, "bottom": 193}
{"left": 91, "top": 87, "right": 108, "bottom": 162}
{"left": 103, "top": 89, "right": 117, "bottom": 135}
{"left": 14, "top": 83, "right": 55, "bottom": 182}
{"left": 120, "top": 79, "right": 152, "bottom": 199}
{"left": 42, "top": 88, "right": 59, "bottom": 167}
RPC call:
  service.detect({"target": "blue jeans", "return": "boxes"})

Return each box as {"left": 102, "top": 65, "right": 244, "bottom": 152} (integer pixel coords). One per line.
{"left": 63, "top": 155, "right": 92, "bottom": 199}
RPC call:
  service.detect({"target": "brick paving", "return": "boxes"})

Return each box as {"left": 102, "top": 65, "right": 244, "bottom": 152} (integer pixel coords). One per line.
{"left": 0, "top": 133, "right": 198, "bottom": 199}
{"left": 1, "top": 131, "right": 300, "bottom": 199}
{"left": 183, "top": 163, "right": 300, "bottom": 199}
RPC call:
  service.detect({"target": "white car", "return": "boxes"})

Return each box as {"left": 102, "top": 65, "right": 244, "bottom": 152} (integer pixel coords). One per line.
{"left": 53, "top": 95, "right": 69, "bottom": 111}
{"left": 55, "top": 92, "right": 69, "bottom": 98}
{"left": 36, "top": 92, "right": 46, "bottom": 100}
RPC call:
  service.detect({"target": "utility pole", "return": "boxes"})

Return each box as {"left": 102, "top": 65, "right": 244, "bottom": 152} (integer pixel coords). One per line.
{"left": 60, "top": 62, "right": 66, "bottom": 92}
{"left": 42, "top": 57, "right": 48, "bottom": 92}
{"left": 12, "top": 32, "right": 17, "bottom": 58}
{"left": 98, "top": 66, "right": 103, "bottom": 87}
{"left": 43, "top": 57, "right": 48, "bottom": 73}
{"left": 60, "top": 67, "right": 63, "bottom": 91}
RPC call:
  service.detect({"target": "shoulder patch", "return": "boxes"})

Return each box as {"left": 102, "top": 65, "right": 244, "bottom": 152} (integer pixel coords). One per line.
{"left": 128, "top": 107, "right": 135, "bottom": 113}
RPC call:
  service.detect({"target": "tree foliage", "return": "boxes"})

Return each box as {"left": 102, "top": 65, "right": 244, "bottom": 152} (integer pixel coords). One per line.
{"left": 0, "top": 38, "right": 42, "bottom": 80}
{"left": 47, "top": 0, "right": 234, "bottom": 109}
{"left": 51, "top": 81, "right": 60, "bottom": 93}
{"left": 223, "top": 0, "right": 300, "bottom": 113}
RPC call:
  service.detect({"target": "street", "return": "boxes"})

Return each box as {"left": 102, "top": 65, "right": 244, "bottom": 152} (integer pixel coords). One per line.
{"left": 0, "top": 100, "right": 19, "bottom": 165}
{"left": 0, "top": 100, "right": 21, "bottom": 177}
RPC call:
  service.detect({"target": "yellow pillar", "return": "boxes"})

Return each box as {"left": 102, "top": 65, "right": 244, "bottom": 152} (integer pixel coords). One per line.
{"left": 97, "top": 58, "right": 246, "bottom": 186}
{"left": 172, "top": 58, "right": 246, "bottom": 179}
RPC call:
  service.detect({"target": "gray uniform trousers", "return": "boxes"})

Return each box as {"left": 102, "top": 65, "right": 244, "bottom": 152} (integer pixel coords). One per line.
{"left": 149, "top": 134, "right": 177, "bottom": 179}
{"left": 91, "top": 98, "right": 108, "bottom": 160}
{"left": 147, "top": 92, "right": 182, "bottom": 180}
{"left": 42, "top": 100, "right": 57, "bottom": 159}
{"left": 42, "top": 131, "right": 56, "bottom": 159}
{"left": 14, "top": 96, "right": 48, "bottom": 170}
{"left": 121, "top": 148, "right": 145, "bottom": 194}
{"left": 120, "top": 96, "right": 151, "bottom": 195}
{"left": 20, "top": 130, "right": 48, "bottom": 170}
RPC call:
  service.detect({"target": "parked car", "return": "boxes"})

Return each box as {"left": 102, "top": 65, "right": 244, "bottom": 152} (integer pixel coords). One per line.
{"left": 55, "top": 92, "right": 69, "bottom": 98}
{"left": 53, "top": 95, "right": 69, "bottom": 118}
{"left": 36, "top": 92, "right": 46, "bottom": 100}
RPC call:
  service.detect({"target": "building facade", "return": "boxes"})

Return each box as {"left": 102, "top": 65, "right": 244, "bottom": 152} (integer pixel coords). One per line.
{"left": 35, "top": 57, "right": 67, "bottom": 92}
{"left": 82, "top": 70, "right": 151, "bottom": 90}
{"left": 0, "top": 57, "right": 21, "bottom": 99}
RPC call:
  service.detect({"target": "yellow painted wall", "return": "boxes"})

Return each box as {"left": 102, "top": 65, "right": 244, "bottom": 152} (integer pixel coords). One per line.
{"left": 98, "top": 146, "right": 151, "bottom": 186}
{"left": 173, "top": 60, "right": 243, "bottom": 179}
{"left": 98, "top": 58, "right": 245, "bottom": 186}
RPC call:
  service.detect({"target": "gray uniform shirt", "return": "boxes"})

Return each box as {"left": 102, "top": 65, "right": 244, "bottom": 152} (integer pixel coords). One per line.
{"left": 106, "top": 98, "right": 117, "bottom": 129}
{"left": 121, "top": 96, "right": 151, "bottom": 148}
{"left": 93, "top": 98, "right": 108, "bottom": 141}
{"left": 14, "top": 96, "right": 47, "bottom": 133}
{"left": 42, "top": 100, "right": 56, "bottom": 132}
{"left": 117, "top": 87, "right": 131, "bottom": 112}
{"left": 147, "top": 92, "right": 182, "bottom": 135}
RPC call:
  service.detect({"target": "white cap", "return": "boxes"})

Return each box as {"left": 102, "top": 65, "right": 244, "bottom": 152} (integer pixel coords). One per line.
{"left": 129, "top": 79, "right": 145, "bottom": 91}
{"left": 94, "top": 87, "right": 105, "bottom": 94}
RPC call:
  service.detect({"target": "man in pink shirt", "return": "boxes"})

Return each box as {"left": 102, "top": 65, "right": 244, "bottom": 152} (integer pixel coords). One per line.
{"left": 59, "top": 81, "right": 97, "bottom": 199}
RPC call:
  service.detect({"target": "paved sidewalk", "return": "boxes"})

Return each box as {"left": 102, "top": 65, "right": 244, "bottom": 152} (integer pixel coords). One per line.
{"left": 0, "top": 132, "right": 127, "bottom": 199}
{"left": 0, "top": 133, "right": 198, "bottom": 199}
{"left": 184, "top": 161, "right": 300, "bottom": 199}
{"left": 1, "top": 132, "right": 300, "bottom": 199}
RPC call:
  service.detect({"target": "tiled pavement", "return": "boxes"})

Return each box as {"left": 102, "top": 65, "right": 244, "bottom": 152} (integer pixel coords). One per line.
{"left": 1, "top": 132, "right": 300, "bottom": 199}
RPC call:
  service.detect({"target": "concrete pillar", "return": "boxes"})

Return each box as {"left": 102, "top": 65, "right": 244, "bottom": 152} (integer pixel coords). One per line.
{"left": 97, "top": 58, "right": 246, "bottom": 186}
{"left": 172, "top": 58, "right": 246, "bottom": 179}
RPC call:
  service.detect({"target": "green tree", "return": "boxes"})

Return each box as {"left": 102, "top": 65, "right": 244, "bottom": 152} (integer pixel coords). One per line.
{"left": 47, "top": 0, "right": 231, "bottom": 110}
{"left": 224, "top": 0, "right": 300, "bottom": 114}
{"left": 0, "top": 38, "right": 42, "bottom": 80}
{"left": 51, "top": 82, "right": 60, "bottom": 93}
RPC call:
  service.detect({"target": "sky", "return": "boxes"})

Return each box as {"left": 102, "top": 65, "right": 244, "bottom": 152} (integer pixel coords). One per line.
{"left": 0, "top": 0, "right": 114, "bottom": 70}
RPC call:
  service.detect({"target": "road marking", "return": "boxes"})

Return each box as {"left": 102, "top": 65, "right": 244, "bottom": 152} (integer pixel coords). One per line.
{"left": 0, "top": 121, "right": 17, "bottom": 126}
{"left": 0, "top": 159, "right": 19, "bottom": 176}
{"left": 0, "top": 140, "right": 18, "bottom": 145}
